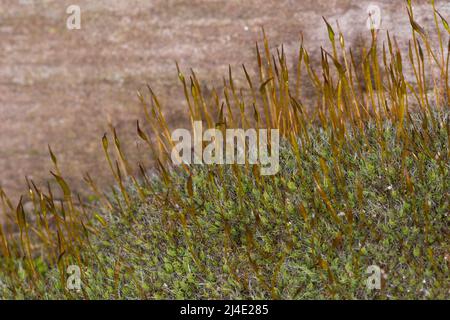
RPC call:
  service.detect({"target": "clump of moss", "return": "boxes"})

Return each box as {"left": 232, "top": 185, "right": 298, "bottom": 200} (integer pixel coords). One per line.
{"left": 1, "top": 114, "right": 448, "bottom": 299}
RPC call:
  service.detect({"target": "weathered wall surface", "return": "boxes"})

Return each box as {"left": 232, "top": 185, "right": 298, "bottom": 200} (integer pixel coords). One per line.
{"left": 0, "top": 0, "right": 448, "bottom": 202}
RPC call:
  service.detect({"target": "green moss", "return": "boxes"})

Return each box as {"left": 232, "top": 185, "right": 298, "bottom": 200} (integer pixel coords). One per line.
{"left": 2, "top": 116, "right": 447, "bottom": 299}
